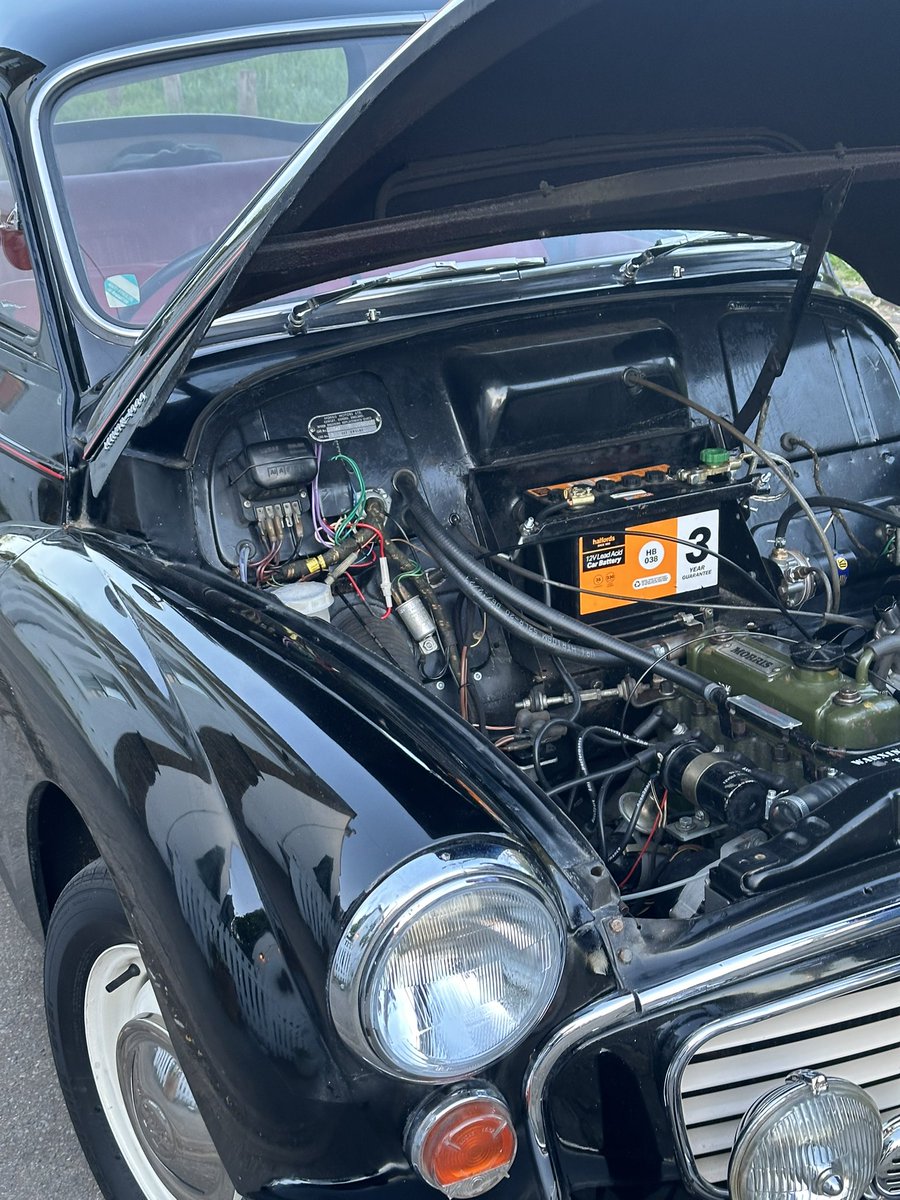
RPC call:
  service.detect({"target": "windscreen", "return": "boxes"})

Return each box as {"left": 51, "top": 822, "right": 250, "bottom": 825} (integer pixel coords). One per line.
{"left": 46, "top": 34, "right": 405, "bottom": 327}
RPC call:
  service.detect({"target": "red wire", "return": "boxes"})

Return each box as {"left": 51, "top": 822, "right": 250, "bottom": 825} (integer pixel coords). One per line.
{"left": 355, "top": 523, "right": 386, "bottom": 554}
{"left": 346, "top": 573, "right": 367, "bottom": 604}
{"left": 348, "top": 537, "right": 378, "bottom": 570}
{"left": 620, "top": 789, "right": 667, "bottom": 890}
{"left": 354, "top": 524, "right": 393, "bottom": 619}
{"left": 255, "top": 538, "right": 281, "bottom": 585}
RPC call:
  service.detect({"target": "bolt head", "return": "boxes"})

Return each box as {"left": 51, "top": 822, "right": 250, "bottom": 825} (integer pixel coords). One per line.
{"left": 473, "top": 671, "right": 482, "bottom": 681}
{"left": 609, "top": 917, "right": 625, "bottom": 934}
{"left": 617, "top": 947, "right": 633, "bottom": 964}
{"left": 816, "top": 1171, "right": 845, "bottom": 1198}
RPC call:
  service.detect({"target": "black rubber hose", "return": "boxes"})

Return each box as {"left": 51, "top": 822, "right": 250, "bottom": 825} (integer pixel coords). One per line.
{"left": 863, "top": 631, "right": 900, "bottom": 661}
{"left": 414, "top": 553, "right": 622, "bottom": 668}
{"left": 775, "top": 495, "right": 900, "bottom": 543}
{"left": 394, "top": 470, "right": 726, "bottom": 706}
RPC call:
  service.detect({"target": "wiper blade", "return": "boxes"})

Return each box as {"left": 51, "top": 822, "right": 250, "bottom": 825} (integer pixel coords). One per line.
{"left": 619, "top": 233, "right": 773, "bottom": 284}
{"left": 286, "top": 256, "right": 547, "bottom": 333}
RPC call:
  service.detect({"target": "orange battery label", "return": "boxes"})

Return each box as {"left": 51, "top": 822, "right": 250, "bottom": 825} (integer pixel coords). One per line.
{"left": 579, "top": 509, "right": 719, "bottom": 614}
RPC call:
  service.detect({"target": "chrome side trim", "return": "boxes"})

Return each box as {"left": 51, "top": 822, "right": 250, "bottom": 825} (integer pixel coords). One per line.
{"left": 525, "top": 897, "right": 900, "bottom": 1200}
{"left": 664, "top": 956, "right": 900, "bottom": 1200}
{"left": 638, "top": 898, "right": 900, "bottom": 1013}
{"left": 27, "top": 15, "right": 427, "bottom": 343}
{"left": 526, "top": 992, "right": 637, "bottom": 1152}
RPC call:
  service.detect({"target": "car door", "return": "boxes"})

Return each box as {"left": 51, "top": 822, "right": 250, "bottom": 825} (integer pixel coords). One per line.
{"left": 0, "top": 113, "right": 67, "bottom": 564}
{"left": 0, "top": 109, "right": 69, "bottom": 929}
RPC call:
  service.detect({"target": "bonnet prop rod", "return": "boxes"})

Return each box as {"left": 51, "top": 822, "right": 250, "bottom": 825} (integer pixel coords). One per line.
{"left": 734, "top": 172, "right": 853, "bottom": 435}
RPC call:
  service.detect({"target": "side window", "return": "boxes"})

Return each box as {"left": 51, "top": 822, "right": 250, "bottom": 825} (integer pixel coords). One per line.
{"left": 0, "top": 143, "right": 41, "bottom": 335}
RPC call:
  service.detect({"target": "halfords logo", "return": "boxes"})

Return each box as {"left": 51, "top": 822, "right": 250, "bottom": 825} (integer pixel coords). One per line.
{"left": 591, "top": 533, "right": 619, "bottom": 549}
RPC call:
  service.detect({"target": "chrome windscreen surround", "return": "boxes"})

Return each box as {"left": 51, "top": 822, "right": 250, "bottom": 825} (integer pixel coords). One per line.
{"left": 26, "top": 14, "right": 427, "bottom": 344}
{"left": 665, "top": 959, "right": 900, "bottom": 1200}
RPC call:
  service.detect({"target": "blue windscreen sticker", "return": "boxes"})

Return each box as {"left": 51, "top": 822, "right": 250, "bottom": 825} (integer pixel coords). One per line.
{"left": 104, "top": 274, "right": 141, "bottom": 308}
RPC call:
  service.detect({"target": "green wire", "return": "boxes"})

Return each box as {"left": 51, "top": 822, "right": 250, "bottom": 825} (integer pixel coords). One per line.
{"left": 330, "top": 454, "right": 367, "bottom": 542}
{"left": 395, "top": 567, "right": 423, "bottom": 587}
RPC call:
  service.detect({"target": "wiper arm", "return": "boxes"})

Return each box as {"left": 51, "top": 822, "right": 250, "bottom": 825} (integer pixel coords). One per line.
{"left": 286, "top": 256, "right": 547, "bottom": 333}
{"left": 619, "top": 233, "right": 772, "bottom": 284}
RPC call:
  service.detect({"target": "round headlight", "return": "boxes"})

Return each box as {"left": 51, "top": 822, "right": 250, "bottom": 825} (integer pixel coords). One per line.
{"left": 728, "top": 1070, "right": 882, "bottom": 1200}
{"left": 329, "top": 843, "right": 566, "bottom": 1080}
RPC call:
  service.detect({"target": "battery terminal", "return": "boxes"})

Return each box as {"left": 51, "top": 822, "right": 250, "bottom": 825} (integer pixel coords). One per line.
{"left": 564, "top": 484, "right": 597, "bottom": 508}
{"left": 677, "top": 449, "right": 749, "bottom": 487}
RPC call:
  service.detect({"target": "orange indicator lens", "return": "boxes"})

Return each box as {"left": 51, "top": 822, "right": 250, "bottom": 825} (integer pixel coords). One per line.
{"left": 414, "top": 1096, "right": 517, "bottom": 1197}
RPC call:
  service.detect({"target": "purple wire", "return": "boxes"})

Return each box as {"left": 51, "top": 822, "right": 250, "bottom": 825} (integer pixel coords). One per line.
{"left": 311, "top": 442, "right": 333, "bottom": 546}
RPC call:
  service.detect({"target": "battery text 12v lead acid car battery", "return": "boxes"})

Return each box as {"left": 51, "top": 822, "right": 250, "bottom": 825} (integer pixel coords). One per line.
{"left": 523, "top": 460, "right": 759, "bottom": 626}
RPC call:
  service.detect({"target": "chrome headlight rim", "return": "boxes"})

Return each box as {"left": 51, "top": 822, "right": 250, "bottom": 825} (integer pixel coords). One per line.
{"left": 728, "top": 1070, "right": 883, "bottom": 1200}
{"left": 328, "top": 838, "right": 566, "bottom": 1082}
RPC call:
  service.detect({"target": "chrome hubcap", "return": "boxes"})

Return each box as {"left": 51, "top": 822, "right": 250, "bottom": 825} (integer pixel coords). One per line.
{"left": 84, "top": 944, "right": 239, "bottom": 1200}
{"left": 117, "top": 1015, "right": 234, "bottom": 1200}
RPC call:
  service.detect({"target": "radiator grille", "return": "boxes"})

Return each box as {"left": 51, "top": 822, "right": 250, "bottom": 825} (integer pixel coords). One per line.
{"left": 677, "top": 979, "right": 900, "bottom": 1191}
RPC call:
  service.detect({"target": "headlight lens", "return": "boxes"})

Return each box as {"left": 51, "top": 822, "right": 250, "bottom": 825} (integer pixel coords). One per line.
{"left": 329, "top": 844, "right": 566, "bottom": 1080}
{"left": 728, "top": 1070, "right": 882, "bottom": 1200}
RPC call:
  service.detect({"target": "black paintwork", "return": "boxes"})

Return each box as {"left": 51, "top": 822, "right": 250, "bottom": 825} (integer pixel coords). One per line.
{"left": 4, "top": 3, "right": 900, "bottom": 1199}
{"left": 224, "top": 0, "right": 900, "bottom": 309}
{"left": 2, "top": 269, "right": 900, "bottom": 1193}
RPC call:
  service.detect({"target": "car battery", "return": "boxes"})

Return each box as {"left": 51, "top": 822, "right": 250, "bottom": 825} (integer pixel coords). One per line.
{"left": 523, "top": 460, "right": 759, "bottom": 626}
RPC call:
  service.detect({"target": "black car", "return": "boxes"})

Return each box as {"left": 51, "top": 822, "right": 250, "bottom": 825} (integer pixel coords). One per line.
{"left": 3, "top": 2, "right": 900, "bottom": 1200}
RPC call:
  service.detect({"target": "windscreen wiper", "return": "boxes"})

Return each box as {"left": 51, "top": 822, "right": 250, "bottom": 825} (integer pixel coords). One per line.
{"left": 620, "top": 232, "right": 774, "bottom": 283}
{"left": 286, "top": 256, "right": 547, "bottom": 333}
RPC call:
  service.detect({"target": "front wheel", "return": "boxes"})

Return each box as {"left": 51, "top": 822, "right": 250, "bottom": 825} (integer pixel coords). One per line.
{"left": 44, "top": 861, "right": 238, "bottom": 1200}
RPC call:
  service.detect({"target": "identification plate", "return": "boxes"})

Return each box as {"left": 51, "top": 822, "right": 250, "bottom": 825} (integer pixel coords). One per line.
{"left": 578, "top": 508, "right": 719, "bottom": 614}
{"left": 308, "top": 407, "right": 382, "bottom": 442}
{"left": 717, "top": 642, "right": 783, "bottom": 680}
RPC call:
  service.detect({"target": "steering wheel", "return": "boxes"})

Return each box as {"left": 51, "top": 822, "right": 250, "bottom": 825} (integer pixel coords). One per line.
{"left": 139, "top": 242, "right": 213, "bottom": 304}
{"left": 108, "top": 140, "right": 222, "bottom": 172}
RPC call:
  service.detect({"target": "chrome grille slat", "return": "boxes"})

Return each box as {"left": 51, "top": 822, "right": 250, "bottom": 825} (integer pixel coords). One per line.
{"left": 676, "top": 980, "right": 900, "bottom": 1189}
{"left": 682, "top": 1016, "right": 900, "bottom": 1092}
{"left": 683, "top": 1046, "right": 900, "bottom": 1123}
{"left": 690, "top": 982, "right": 900, "bottom": 1054}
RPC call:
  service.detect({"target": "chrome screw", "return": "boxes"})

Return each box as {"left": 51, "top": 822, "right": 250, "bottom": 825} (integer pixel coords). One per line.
{"left": 816, "top": 1171, "right": 845, "bottom": 1198}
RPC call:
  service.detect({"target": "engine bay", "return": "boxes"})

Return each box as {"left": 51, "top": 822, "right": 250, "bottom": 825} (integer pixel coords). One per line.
{"left": 191, "top": 296, "right": 900, "bottom": 921}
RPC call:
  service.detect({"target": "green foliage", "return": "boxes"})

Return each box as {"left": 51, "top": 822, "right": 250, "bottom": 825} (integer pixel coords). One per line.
{"left": 56, "top": 47, "right": 349, "bottom": 125}
{"left": 829, "top": 255, "right": 867, "bottom": 290}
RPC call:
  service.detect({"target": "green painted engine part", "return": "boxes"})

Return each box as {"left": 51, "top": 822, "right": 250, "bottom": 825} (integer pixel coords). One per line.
{"left": 686, "top": 634, "right": 900, "bottom": 749}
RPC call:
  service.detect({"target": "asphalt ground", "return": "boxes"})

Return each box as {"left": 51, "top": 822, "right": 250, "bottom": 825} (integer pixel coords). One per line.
{"left": 0, "top": 884, "right": 103, "bottom": 1200}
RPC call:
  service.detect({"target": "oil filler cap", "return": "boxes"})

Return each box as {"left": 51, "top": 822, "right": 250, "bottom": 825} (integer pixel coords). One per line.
{"left": 790, "top": 642, "right": 843, "bottom": 672}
